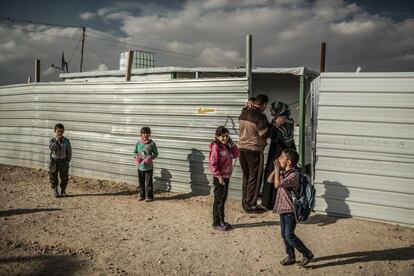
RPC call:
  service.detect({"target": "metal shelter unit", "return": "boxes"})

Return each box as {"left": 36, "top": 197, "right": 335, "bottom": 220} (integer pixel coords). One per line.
{"left": 0, "top": 67, "right": 317, "bottom": 199}
{"left": 315, "top": 72, "right": 414, "bottom": 226}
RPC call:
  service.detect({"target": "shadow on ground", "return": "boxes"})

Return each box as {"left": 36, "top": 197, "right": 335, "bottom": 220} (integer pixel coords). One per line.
{"left": 0, "top": 208, "right": 61, "bottom": 218}
{"left": 308, "top": 246, "right": 414, "bottom": 269}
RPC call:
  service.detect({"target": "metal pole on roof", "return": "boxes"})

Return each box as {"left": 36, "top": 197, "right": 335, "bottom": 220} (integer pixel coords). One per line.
{"left": 246, "top": 34, "right": 252, "bottom": 97}
{"left": 34, "top": 59, "right": 40, "bottom": 83}
{"left": 298, "top": 75, "right": 306, "bottom": 172}
{"left": 320, "top": 42, "right": 326, "bottom": 73}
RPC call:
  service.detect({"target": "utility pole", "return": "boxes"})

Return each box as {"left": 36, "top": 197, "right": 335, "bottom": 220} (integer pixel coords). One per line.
{"left": 80, "top": 27, "right": 86, "bottom": 72}
{"left": 246, "top": 34, "right": 252, "bottom": 97}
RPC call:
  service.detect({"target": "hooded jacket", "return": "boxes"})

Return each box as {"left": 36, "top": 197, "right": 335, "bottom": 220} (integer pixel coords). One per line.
{"left": 208, "top": 141, "right": 240, "bottom": 179}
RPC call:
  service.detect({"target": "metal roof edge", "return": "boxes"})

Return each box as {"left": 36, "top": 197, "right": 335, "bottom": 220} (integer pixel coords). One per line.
{"left": 321, "top": 72, "right": 414, "bottom": 78}
{"left": 60, "top": 66, "right": 319, "bottom": 79}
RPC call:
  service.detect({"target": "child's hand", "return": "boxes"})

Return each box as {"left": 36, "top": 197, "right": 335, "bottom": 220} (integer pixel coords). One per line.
{"left": 274, "top": 159, "right": 281, "bottom": 170}
{"left": 218, "top": 176, "right": 225, "bottom": 185}
{"left": 143, "top": 156, "right": 152, "bottom": 165}
{"left": 135, "top": 155, "right": 143, "bottom": 165}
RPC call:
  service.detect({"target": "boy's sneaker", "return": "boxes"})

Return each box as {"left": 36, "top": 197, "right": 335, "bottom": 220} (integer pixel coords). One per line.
{"left": 60, "top": 189, "right": 67, "bottom": 197}
{"left": 145, "top": 198, "right": 154, "bottom": 202}
{"left": 298, "top": 252, "right": 314, "bottom": 267}
{"left": 138, "top": 197, "right": 145, "bottom": 201}
{"left": 280, "top": 257, "right": 296, "bottom": 266}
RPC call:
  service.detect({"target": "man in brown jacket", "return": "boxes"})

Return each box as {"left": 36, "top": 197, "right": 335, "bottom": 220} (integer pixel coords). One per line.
{"left": 238, "top": 94, "right": 271, "bottom": 212}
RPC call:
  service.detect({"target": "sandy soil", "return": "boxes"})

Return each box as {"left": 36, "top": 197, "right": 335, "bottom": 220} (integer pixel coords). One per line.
{"left": 0, "top": 164, "right": 413, "bottom": 276}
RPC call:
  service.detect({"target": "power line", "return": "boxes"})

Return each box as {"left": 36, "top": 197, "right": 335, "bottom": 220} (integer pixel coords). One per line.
{"left": 67, "top": 38, "right": 82, "bottom": 64}
{"left": 0, "top": 16, "right": 83, "bottom": 29}
{"left": 86, "top": 33, "right": 244, "bottom": 66}
{"left": 1, "top": 16, "right": 245, "bottom": 67}
{"left": 0, "top": 21, "right": 82, "bottom": 42}
{"left": 85, "top": 40, "right": 109, "bottom": 67}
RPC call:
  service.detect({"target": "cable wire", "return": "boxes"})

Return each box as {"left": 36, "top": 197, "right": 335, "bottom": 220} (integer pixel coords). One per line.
{"left": 1, "top": 16, "right": 246, "bottom": 67}
{"left": 84, "top": 40, "right": 109, "bottom": 67}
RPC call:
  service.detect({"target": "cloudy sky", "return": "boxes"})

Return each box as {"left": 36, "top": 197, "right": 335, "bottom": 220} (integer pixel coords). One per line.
{"left": 0, "top": 0, "right": 413, "bottom": 85}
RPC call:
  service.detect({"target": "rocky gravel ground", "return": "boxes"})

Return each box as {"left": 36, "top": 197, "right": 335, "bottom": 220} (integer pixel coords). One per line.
{"left": 1, "top": 164, "right": 413, "bottom": 275}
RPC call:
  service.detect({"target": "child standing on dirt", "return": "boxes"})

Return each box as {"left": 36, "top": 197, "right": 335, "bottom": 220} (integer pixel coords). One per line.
{"left": 268, "top": 149, "right": 313, "bottom": 267}
{"left": 49, "top": 123, "right": 72, "bottom": 198}
{"left": 208, "top": 126, "right": 240, "bottom": 231}
{"left": 133, "top": 127, "right": 158, "bottom": 202}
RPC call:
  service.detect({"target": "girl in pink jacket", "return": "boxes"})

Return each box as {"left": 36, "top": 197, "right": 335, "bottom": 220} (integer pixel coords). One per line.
{"left": 209, "top": 126, "right": 240, "bottom": 231}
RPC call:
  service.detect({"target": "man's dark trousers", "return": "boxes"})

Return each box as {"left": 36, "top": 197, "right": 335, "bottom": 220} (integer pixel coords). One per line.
{"left": 239, "top": 148, "right": 264, "bottom": 211}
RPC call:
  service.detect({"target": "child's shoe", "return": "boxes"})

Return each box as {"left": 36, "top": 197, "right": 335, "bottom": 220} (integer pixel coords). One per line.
{"left": 52, "top": 188, "right": 60, "bottom": 198}
{"left": 138, "top": 197, "right": 145, "bottom": 201}
{"left": 213, "top": 223, "right": 229, "bottom": 231}
{"left": 145, "top": 198, "right": 154, "bottom": 202}
{"left": 280, "top": 256, "right": 296, "bottom": 266}
{"left": 298, "top": 252, "right": 314, "bottom": 267}
{"left": 222, "top": 221, "right": 233, "bottom": 230}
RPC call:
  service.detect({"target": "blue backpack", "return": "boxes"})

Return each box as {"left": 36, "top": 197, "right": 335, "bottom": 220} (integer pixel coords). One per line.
{"left": 289, "top": 172, "right": 316, "bottom": 222}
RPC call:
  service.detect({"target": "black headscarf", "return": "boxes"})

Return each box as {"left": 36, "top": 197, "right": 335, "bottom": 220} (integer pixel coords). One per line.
{"left": 270, "top": 101, "right": 294, "bottom": 146}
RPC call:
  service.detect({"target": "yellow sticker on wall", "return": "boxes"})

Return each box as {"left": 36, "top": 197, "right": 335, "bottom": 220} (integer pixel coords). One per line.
{"left": 196, "top": 107, "right": 215, "bottom": 114}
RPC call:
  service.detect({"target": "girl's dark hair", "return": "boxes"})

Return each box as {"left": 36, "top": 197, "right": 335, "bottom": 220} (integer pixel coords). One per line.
{"left": 54, "top": 123, "right": 64, "bottom": 131}
{"left": 215, "top": 126, "right": 229, "bottom": 137}
{"left": 141, "top": 127, "right": 151, "bottom": 134}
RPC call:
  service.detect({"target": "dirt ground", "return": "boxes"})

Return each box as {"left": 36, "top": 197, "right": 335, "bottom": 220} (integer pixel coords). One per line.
{"left": 0, "top": 164, "right": 413, "bottom": 276}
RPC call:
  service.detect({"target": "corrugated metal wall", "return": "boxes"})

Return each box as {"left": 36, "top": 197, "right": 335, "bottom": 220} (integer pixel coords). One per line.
{"left": 315, "top": 72, "right": 414, "bottom": 225}
{"left": 0, "top": 78, "right": 248, "bottom": 198}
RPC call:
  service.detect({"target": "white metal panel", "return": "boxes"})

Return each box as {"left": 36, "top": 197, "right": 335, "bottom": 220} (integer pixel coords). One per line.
{"left": 0, "top": 78, "right": 248, "bottom": 197}
{"left": 315, "top": 72, "right": 414, "bottom": 226}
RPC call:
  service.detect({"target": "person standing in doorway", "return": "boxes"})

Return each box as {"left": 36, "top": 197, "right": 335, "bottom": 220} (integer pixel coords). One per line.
{"left": 262, "top": 101, "right": 296, "bottom": 210}
{"left": 238, "top": 94, "right": 271, "bottom": 213}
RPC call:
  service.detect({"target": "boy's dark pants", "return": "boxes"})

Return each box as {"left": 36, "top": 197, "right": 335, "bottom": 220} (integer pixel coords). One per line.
{"left": 213, "top": 177, "right": 230, "bottom": 225}
{"left": 239, "top": 149, "right": 264, "bottom": 210}
{"left": 280, "top": 213, "right": 312, "bottom": 259}
{"left": 49, "top": 159, "right": 69, "bottom": 191}
{"left": 138, "top": 169, "right": 154, "bottom": 199}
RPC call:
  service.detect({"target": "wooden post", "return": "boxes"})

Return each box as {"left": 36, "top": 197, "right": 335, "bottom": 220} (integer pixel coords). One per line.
{"left": 35, "top": 59, "right": 40, "bottom": 83}
{"left": 246, "top": 34, "right": 252, "bottom": 97}
{"left": 320, "top": 42, "right": 326, "bottom": 73}
{"left": 125, "top": 50, "right": 134, "bottom": 81}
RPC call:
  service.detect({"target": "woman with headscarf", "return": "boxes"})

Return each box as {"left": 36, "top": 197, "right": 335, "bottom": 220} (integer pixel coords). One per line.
{"left": 261, "top": 101, "right": 296, "bottom": 210}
